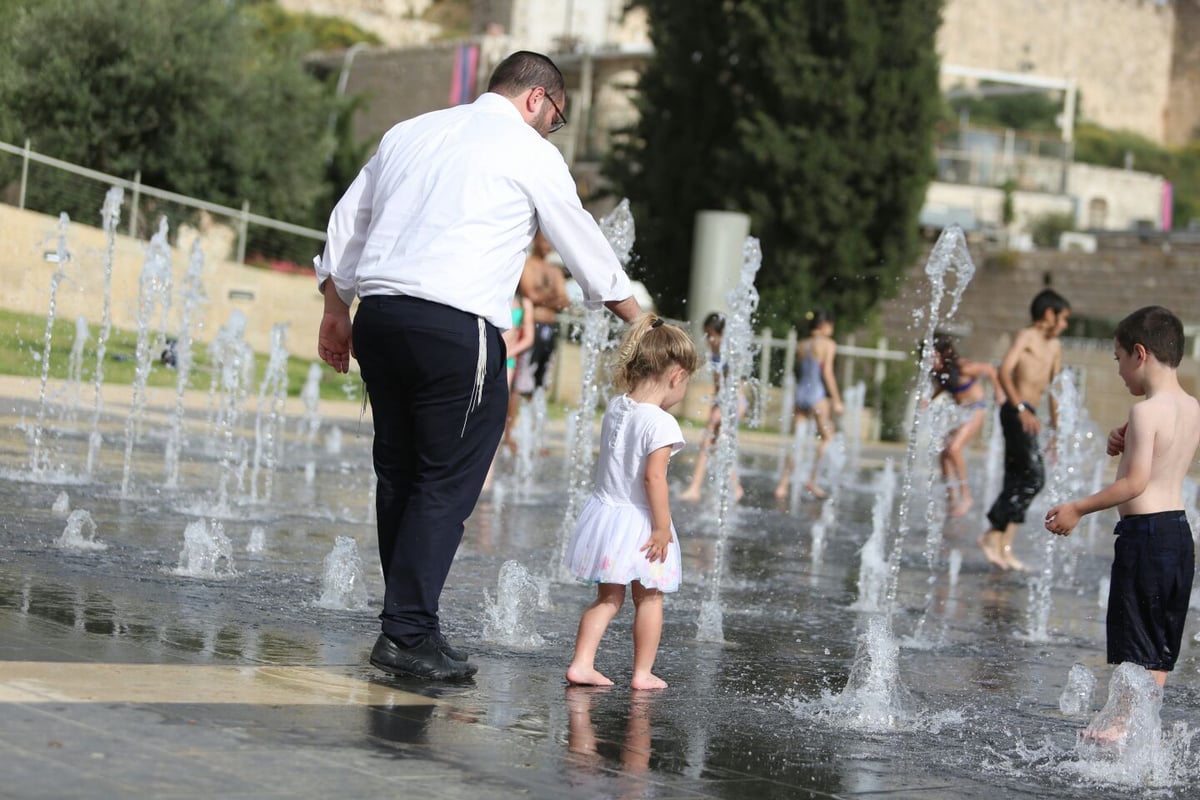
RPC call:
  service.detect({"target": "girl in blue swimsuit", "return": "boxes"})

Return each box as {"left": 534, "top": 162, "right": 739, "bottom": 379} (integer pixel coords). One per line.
{"left": 929, "top": 332, "right": 1004, "bottom": 517}
{"left": 775, "top": 310, "right": 843, "bottom": 500}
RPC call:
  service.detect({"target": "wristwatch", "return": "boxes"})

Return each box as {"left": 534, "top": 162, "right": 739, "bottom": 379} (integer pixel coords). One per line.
{"left": 1017, "top": 401, "right": 1035, "bottom": 414}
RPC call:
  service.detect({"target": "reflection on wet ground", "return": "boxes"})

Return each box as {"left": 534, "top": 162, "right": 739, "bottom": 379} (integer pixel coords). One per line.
{"left": 1, "top": 395, "right": 1198, "bottom": 798}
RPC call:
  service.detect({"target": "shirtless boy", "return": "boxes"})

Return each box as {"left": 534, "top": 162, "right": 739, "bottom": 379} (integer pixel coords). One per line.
{"left": 979, "top": 289, "right": 1070, "bottom": 570}
{"left": 1045, "top": 306, "right": 1200, "bottom": 741}
{"left": 505, "top": 230, "right": 571, "bottom": 449}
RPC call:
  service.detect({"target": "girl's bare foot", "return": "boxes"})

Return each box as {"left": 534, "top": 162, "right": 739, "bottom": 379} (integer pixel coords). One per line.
{"left": 804, "top": 482, "right": 828, "bottom": 500}
{"left": 566, "top": 665, "right": 614, "bottom": 686}
{"left": 977, "top": 533, "right": 1008, "bottom": 569}
{"left": 734, "top": 483, "right": 745, "bottom": 503}
{"left": 773, "top": 481, "right": 789, "bottom": 501}
{"left": 631, "top": 672, "right": 668, "bottom": 690}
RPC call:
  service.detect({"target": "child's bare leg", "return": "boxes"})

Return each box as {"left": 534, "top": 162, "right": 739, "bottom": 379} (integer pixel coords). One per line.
{"left": 774, "top": 412, "right": 802, "bottom": 499}
{"left": 999, "top": 524, "right": 1028, "bottom": 571}
{"left": 502, "top": 389, "right": 521, "bottom": 452}
{"left": 805, "top": 404, "right": 832, "bottom": 499}
{"left": 679, "top": 441, "right": 710, "bottom": 502}
{"left": 946, "top": 413, "right": 982, "bottom": 516}
{"left": 630, "top": 581, "right": 667, "bottom": 690}
{"left": 977, "top": 526, "right": 1008, "bottom": 569}
{"left": 682, "top": 413, "right": 720, "bottom": 502}
{"left": 566, "top": 583, "right": 625, "bottom": 686}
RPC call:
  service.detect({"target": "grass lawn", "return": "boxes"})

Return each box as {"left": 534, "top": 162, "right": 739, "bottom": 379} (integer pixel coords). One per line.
{"left": 0, "top": 309, "right": 362, "bottom": 404}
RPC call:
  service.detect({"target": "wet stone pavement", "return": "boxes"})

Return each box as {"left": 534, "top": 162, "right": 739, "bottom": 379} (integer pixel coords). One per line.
{"left": 2, "top": 391, "right": 1199, "bottom": 799}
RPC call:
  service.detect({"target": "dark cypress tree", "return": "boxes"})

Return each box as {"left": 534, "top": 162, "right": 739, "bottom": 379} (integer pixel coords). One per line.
{"left": 606, "top": 0, "right": 942, "bottom": 330}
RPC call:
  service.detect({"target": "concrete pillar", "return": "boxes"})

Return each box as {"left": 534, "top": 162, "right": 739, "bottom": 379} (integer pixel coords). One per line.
{"left": 687, "top": 210, "right": 751, "bottom": 326}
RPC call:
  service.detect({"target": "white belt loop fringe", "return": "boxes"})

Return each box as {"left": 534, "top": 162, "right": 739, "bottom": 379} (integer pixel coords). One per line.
{"left": 461, "top": 316, "right": 486, "bottom": 437}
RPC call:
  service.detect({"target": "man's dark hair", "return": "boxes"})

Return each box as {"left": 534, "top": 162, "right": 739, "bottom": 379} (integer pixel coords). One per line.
{"left": 1115, "top": 305, "right": 1185, "bottom": 367}
{"left": 487, "top": 51, "right": 564, "bottom": 100}
{"left": 1030, "top": 288, "right": 1070, "bottom": 322}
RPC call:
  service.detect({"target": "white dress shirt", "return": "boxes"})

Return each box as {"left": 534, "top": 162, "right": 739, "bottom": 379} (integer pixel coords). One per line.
{"left": 315, "top": 92, "right": 632, "bottom": 330}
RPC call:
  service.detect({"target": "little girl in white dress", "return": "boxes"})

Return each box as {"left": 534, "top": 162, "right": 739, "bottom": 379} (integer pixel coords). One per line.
{"left": 564, "top": 315, "right": 697, "bottom": 690}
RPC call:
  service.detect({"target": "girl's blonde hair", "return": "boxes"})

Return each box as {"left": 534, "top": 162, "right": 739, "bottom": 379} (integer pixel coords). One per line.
{"left": 612, "top": 315, "right": 698, "bottom": 392}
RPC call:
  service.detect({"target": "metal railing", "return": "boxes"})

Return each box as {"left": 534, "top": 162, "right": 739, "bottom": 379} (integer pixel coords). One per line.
{"left": 0, "top": 139, "right": 326, "bottom": 267}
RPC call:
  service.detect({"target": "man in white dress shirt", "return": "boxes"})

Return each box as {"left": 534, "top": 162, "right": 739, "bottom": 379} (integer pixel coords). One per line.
{"left": 315, "top": 51, "right": 642, "bottom": 680}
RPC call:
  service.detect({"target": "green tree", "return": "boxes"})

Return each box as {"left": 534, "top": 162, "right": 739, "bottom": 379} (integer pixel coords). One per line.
{"left": 605, "top": 0, "right": 942, "bottom": 330}
{"left": 0, "top": 0, "right": 337, "bottom": 231}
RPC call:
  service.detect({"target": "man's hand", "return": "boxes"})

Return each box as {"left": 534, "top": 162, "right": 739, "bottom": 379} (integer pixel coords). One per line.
{"left": 1107, "top": 423, "right": 1127, "bottom": 457}
{"left": 318, "top": 309, "right": 354, "bottom": 374}
{"left": 640, "top": 528, "right": 672, "bottom": 563}
{"left": 1044, "top": 502, "right": 1081, "bottom": 537}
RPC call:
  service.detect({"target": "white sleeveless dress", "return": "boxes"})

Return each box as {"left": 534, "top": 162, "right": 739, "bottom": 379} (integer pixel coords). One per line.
{"left": 563, "top": 394, "right": 684, "bottom": 592}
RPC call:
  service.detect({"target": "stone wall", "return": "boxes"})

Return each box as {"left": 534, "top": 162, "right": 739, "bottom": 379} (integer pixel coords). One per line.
{"left": 0, "top": 205, "right": 323, "bottom": 362}
{"left": 938, "top": 0, "right": 1197, "bottom": 146}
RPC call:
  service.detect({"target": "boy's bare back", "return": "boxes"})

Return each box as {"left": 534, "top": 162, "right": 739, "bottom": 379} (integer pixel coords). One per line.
{"left": 1117, "top": 388, "right": 1200, "bottom": 516}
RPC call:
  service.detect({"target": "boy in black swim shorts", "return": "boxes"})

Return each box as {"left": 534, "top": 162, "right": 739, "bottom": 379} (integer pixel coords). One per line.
{"left": 1045, "top": 306, "right": 1200, "bottom": 740}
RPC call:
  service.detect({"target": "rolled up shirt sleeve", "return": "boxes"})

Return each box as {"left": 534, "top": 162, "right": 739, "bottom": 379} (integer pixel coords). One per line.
{"left": 526, "top": 149, "right": 633, "bottom": 309}
{"left": 314, "top": 155, "right": 378, "bottom": 307}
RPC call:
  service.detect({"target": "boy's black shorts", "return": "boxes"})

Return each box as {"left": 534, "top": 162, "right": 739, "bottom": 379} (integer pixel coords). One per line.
{"left": 1108, "top": 510, "right": 1194, "bottom": 671}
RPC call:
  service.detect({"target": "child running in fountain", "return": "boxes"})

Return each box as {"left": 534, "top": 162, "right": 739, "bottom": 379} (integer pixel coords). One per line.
{"left": 775, "top": 309, "right": 843, "bottom": 501}
{"left": 679, "top": 312, "right": 744, "bottom": 504}
{"left": 564, "top": 315, "right": 698, "bottom": 689}
{"left": 1045, "top": 306, "right": 1200, "bottom": 742}
{"left": 979, "top": 288, "right": 1070, "bottom": 571}
{"left": 929, "top": 331, "right": 1005, "bottom": 518}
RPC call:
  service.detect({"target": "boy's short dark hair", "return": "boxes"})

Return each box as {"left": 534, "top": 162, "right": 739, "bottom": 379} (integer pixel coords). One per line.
{"left": 1030, "top": 289, "right": 1070, "bottom": 322}
{"left": 1114, "top": 305, "right": 1185, "bottom": 367}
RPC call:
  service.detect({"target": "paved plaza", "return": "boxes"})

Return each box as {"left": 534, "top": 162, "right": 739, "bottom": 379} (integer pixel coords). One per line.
{"left": 1, "top": 379, "right": 1198, "bottom": 799}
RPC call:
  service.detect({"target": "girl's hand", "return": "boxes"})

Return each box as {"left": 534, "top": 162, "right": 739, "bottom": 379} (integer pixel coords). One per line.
{"left": 832, "top": 400, "right": 844, "bottom": 415}
{"left": 640, "top": 528, "right": 672, "bottom": 563}
{"left": 1107, "top": 423, "right": 1127, "bottom": 457}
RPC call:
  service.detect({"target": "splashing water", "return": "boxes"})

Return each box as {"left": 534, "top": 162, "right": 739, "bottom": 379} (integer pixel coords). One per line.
{"left": 696, "top": 236, "right": 761, "bottom": 643}
{"left": 246, "top": 526, "right": 266, "bottom": 554}
{"left": 60, "top": 316, "right": 89, "bottom": 424}
{"left": 885, "top": 226, "right": 976, "bottom": 614}
{"left": 249, "top": 324, "right": 290, "bottom": 503}
{"left": 121, "top": 218, "right": 173, "bottom": 498}
{"left": 482, "top": 560, "right": 545, "bottom": 648}
{"left": 86, "top": 188, "right": 124, "bottom": 478}
{"left": 1058, "top": 663, "right": 1199, "bottom": 788}
{"left": 316, "top": 536, "right": 369, "bottom": 611}
{"left": 808, "top": 616, "right": 914, "bottom": 731}
{"left": 54, "top": 509, "right": 107, "bottom": 551}
{"left": 852, "top": 460, "right": 896, "bottom": 612}
{"left": 51, "top": 491, "right": 71, "bottom": 518}
{"left": 208, "top": 312, "right": 253, "bottom": 514}
{"left": 174, "top": 519, "right": 235, "bottom": 578}
{"left": 164, "top": 239, "right": 207, "bottom": 489}
{"left": 29, "top": 214, "right": 71, "bottom": 477}
{"left": 1059, "top": 663, "right": 1096, "bottom": 716}
{"left": 554, "top": 200, "right": 634, "bottom": 580}
{"left": 1023, "top": 370, "right": 1102, "bottom": 641}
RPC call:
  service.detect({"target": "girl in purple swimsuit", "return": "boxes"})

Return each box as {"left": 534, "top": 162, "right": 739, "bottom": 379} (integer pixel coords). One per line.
{"left": 930, "top": 332, "right": 1004, "bottom": 517}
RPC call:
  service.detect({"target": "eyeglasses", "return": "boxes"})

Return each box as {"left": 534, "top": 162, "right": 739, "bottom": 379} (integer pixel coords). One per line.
{"left": 545, "top": 91, "right": 567, "bottom": 134}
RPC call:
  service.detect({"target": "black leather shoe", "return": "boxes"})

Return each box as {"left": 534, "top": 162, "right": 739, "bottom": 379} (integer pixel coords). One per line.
{"left": 431, "top": 631, "right": 470, "bottom": 663}
{"left": 370, "top": 634, "right": 477, "bottom": 681}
